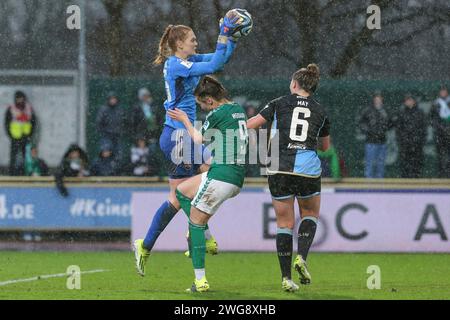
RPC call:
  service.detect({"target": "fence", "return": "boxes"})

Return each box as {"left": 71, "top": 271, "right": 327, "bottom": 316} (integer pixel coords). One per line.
{"left": 87, "top": 78, "right": 450, "bottom": 178}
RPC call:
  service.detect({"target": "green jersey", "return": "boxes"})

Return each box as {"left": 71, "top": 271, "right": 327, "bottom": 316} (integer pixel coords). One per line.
{"left": 201, "top": 102, "right": 248, "bottom": 188}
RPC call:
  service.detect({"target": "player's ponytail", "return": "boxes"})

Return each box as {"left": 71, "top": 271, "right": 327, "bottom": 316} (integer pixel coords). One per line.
{"left": 153, "top": 25, "right": 174, "bottom": 65}
{"left": 194, "top": 76, "right": 229, "bottom": 101}
{"left": 153, "top": 24, "right": 192, "bottom": 65}
{"left": 292, "top": 63, "right": 320, "bottom": 93}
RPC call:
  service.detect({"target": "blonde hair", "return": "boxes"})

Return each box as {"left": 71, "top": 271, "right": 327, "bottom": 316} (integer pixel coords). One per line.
{"left": 153, "top": 24, "right": 192, "bottom": 65}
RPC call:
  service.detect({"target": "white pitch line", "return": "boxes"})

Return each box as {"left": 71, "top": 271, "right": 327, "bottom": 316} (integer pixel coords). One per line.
{"left": 0, "top": 269, "right": 108, "bottom": 287}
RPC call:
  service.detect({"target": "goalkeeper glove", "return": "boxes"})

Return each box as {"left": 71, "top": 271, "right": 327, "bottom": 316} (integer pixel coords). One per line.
{"left": 219, "top": 18, "right": 239, "bottom": 42}
{"left": 219, "top": 14, "right": 240, "bottom": 37}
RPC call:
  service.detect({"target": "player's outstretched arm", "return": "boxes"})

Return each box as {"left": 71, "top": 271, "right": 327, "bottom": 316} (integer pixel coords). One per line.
{"left": 184, "top": 16, "right": 240, "bottom": 76}
{"left": 167, "top": 108, "right": 203, "bottom": 144}
{"left": 191, "top": 16, "right": 239, "bottom": 64}
{"left": 224, "top": 39, "right": 237, "bottom": 64}
{"left": 192, "top": 40, "right": 237, "bottom": 64}
{"left": 247, "top": 114, "right": 267, "bottom": 129}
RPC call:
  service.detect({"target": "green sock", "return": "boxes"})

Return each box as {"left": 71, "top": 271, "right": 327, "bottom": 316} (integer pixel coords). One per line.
{"left": 176, "top": 189, "right": 194, "bottom": 255}
{"left": 189, "top": 221, "right": 206, "bottom": 269}
{"left": 175, "top": 189, "right": 210, "bottom": 234}
{"left": 176, "top": 189, "right": 192, "bottom": 218}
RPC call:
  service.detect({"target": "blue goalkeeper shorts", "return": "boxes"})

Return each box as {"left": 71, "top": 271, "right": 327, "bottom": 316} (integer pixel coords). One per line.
{"left": 159, "top": 125, "right": 210, "bottom": 179}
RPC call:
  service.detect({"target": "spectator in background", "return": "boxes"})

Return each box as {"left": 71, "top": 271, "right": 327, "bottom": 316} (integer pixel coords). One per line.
{"left": 129, "top": 88, "right": 162, "bottom": 175}
{"left": 96, "top": 91, "right": 127, "bottom": 169}
{"left": 55, "top": 144, "right": 89, "bottom": 197}
{"left": 430, "top": 85, "right": 450, "bottom": 178}
{"left": 358, "top": 92, "right": 393, "bottom": 178}
{"left": 90, "top": 142, "right": 119, "bottom": 176}
{"left": 392, "top": 94, "right": 426, "bottom": 178}
{"left": 130, "top": 88, "right": 160, "bottom": 143}
{"left": 4, "top": 91, "right": 37, "bottom": 175}
{"left": 24, "top": 144, "right": 49, "bottom": 176}
{"left": 130, "top": 137, "right": 157, "bottom": 176}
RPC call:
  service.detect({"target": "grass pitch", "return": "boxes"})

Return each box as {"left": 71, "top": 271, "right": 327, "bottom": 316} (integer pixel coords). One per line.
{"left": 0, "top": 251, "right": 449, "bottom": 300}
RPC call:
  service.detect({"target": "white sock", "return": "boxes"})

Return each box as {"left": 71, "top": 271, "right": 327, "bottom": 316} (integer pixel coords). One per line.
{"left": 194, "top": 268, "right": 205, "bottom": 280}
{"left": 204, "top": 229, "right": 212, "bottom": 240}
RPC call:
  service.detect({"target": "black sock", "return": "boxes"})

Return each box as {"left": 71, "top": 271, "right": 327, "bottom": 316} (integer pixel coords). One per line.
{"left": 276, "top": 228, "right": 293, "bottom": 279}
{"left": 297, "top": 217, "right": 317, "bottom": 261}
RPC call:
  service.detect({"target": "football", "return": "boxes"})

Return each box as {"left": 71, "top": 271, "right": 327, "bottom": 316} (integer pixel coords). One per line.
{"left": 225, "top": 8, "right": 253, "bottom": 38}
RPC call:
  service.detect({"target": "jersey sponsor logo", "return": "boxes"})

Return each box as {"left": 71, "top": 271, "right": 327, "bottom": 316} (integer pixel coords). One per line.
{"left": 231, "top": 113, "right": 246, "bottom": 119}
{"left": 180, "top": 60, "right": 193, "bottom": 69}
{"left": 287, "top": 142, "right": 307, "bottom": 150}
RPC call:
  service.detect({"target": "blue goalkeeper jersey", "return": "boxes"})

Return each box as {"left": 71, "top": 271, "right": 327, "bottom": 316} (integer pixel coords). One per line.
{"left": 162, "top": 41, "right": 236, "bottom": 129}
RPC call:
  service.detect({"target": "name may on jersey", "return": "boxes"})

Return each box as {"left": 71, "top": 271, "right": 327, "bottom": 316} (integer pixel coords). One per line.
{"left": 287, "top": 99, "right": 309, "bottom": 150}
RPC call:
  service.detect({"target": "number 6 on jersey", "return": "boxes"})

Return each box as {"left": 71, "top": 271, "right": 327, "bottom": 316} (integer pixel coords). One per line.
{"left": 289, "top": 107, "right": 311, "bottom": 142}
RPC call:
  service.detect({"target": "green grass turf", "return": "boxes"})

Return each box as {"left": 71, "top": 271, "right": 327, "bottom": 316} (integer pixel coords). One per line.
{"left": 0, "top": 251, "right": 449, "bottom": 300}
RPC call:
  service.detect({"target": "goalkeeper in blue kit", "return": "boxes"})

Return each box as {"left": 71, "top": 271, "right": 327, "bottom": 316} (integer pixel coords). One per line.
{"left": 133, "top": 13, "right": 246, "bottom": 277}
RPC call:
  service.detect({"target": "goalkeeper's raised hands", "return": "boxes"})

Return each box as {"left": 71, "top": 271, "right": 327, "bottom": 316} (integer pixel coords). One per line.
{"left": 219, "top": 13, "right": 241, "bottom": 36}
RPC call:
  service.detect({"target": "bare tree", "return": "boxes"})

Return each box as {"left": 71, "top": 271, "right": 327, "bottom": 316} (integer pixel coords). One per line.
{"left": 0, "top": 0, "right": 78, "bottom": 70}
{"left": 260, "top": 0, "right": 449, "bottom": 78}
{"left": 329, "top": 0, "right": 392, "bottom": 77}
{"left": 1, "top": 0, "right": 448, "bottom": 79}
{"left": 101, "top": 0, "right": 129, "bottom": 77}
{"left": 185, "top": 0, "right": 199, "bottom": 32}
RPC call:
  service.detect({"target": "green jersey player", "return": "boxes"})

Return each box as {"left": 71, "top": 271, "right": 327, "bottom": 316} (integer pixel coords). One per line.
{"left": 167, "top": 76, "right": 248, "bottom": 293}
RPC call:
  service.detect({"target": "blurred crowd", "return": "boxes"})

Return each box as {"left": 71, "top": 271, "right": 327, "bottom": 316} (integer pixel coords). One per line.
{"left": 3, "top": 85, "right": 450, "bottom": 191}
{"left": 92, "top": 88, "right": 162, "bottom": 177}
{"left": 358, "top": 85, "right": 450, "bottom": 179}
{"left": 4, "top": 88, "right": 163, "bottom": 178}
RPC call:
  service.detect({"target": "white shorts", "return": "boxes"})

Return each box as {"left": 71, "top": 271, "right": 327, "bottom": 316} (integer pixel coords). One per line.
{"left": 191, "top": 172, "right": 241, "bottom": 215}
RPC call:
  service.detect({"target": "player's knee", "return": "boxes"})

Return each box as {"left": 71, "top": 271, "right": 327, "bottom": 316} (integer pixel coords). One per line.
{"left": 190, "top": 207, "right": 210, "bottom": 225}
{"left": 190, "top": 216, "right": 208, "bottom": 225}
{"left": 277, "top": 214, "right": 295, "bottom": 229}
{"left": 168, "top": 194, "right": 180, "bottom": 209}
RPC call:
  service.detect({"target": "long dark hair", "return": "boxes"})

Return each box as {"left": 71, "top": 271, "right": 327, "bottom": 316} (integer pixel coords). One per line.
{"left": 292, "top": 63, "right": 320, "bottom": 93}
{"left": 194, "top": 76, "right": 229, "bottom": 101}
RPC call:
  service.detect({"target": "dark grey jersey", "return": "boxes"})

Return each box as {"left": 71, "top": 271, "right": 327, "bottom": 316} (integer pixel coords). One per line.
{"left": 259, "top": 94, "right": 330, "bottom": 176}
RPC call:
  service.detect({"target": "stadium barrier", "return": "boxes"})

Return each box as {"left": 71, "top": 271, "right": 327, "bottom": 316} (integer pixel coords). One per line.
{"left": 131, "top": 179, "right": 450, "bottom": 253}
{"left": 1, "top": 177, "right": 449, "bottom": 252}
{"left": 0, "top": 176, "right": 163, "bottom": 231}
